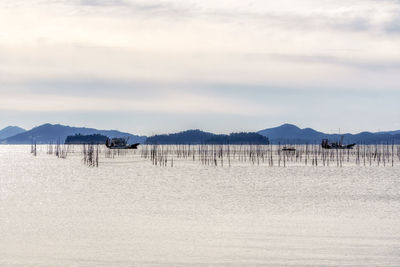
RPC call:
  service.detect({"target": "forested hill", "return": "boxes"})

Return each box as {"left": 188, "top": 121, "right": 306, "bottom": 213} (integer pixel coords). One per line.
{"left": 145, "top": 130, "right": 269, "bottom": 145}
{"left": 205, "top": 132, "right": 270, "bottom": 145}
{"left": 64, "top": 134, "right": 108, "bottom": 144}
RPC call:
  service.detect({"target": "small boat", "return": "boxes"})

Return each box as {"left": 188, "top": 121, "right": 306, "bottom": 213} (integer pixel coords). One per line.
{"left": 105, "top": 137, "right": 140, "bottom": 149}
{"left": 282, "top": 147, "right": 296, "bottom": 152}
{"left": 321, "top": 136, "right": 355, "bottom": 150}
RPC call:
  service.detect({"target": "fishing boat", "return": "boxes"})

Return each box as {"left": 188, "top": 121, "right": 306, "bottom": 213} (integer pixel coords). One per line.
{"left": 321, "top": 136, "right": 355, "bottom": 150}
{"left": 105, "top": 137, "right": 140, "bottom": 149}
{"left": 282, "top": 147, "right": 296, "bottom": 152}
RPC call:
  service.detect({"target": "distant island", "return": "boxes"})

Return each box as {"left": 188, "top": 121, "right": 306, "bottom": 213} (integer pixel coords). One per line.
{"left": 258, "top": 124, "right": 400, "bottom": 144}
{"left": 205, "top": 132, "right": 270, "bottom": 145}
{"left": 0, "top": 126, "right": 25, "bottom": 140}
{"left": 145, "top": 130, "right": 270, "bottom": 145}
{"left": 1, "top": 123, "right": 400, "bottom": 145}
{"left": 65, "top": 134, "right": 108, "bottom": 144}
{"left": 0, "top": 123, "right": 146, "bottom": 144}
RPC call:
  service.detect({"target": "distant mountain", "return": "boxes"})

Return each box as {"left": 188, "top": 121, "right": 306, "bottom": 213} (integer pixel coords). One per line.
{"left": 258, "top": 124, "right": 400, "bottom": 144}
{"left": 376, "top": 130, "right": 400, "bottom": 135}
{"left": 2, "top": 122, "right": 399, "bottom": 145}
{"left": 0, "top": 126, "right": 26, "bottom": 140}
{"left": 1, "top": 124, "right": 146, "bottom": 144}
{"left": 205, "top": 132, "right": 269, "bottom": 145}
{"left": 146, "top": 130, "right": 214, "bottom": 144}
{"left": 146, "top": 130, "right": 269, "bottom": 144}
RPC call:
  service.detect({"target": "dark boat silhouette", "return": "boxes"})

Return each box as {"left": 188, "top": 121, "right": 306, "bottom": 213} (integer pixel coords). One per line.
{"left": 321, "top": 136, "right": 355, "bottom": 149}
{"left": 105, "top": 137, "right": 139, "bottom": 149}
{"left": 282, "top": 147, "right": 296, "bottom": 152}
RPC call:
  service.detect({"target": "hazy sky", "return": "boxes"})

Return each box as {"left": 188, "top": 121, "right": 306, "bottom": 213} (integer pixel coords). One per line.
{"left": 1, "top": 0, "right": 400, "bottom": 135}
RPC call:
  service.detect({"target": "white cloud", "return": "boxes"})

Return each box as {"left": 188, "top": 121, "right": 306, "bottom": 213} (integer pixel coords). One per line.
{"left": 0, "top": 90, "right": 281, "bottom": 117}
{"left": 0, "top": 0, "right": 399, "bottom": 133}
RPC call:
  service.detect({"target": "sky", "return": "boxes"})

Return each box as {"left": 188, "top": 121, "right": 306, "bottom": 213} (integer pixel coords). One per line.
{"left": 1, "top": 0, "right": 400, "bottom": 135}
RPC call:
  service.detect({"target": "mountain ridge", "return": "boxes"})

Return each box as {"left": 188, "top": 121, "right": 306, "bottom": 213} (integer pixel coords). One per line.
{"left": 145, "top": 129, "right": 269, "bottom": 144}
{"left": 258, "top": 123, "right": 400, "bottom": 144}
{"left": 0, "top": 126, "right": 26, "bottom": 140}
{"left": 2, "top": 123, "right": 400, "bottom": 145}
{"left": 1, "top": 124, "right": 146, "bottom": 144}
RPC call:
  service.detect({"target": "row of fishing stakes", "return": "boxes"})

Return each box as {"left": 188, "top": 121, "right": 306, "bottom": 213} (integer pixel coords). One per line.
{"left": 46, "top": 141, "right": 68, "bottom": 159}
{"left": 82, "top": 144, "right": 99, "bottom": 167}
{"left": 140, "top": 144, "right": 400, "bottom": 168}
{"left": 30, "top": 143, "right": 400, "bottom": 168}
{"left": 30, "top": 141, "right": 37, "bottom": 156}
{"left": 31, "top": 141, "right": 67, "bottom": 159}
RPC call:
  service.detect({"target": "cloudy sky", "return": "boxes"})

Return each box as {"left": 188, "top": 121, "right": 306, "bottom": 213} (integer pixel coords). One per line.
{"left": 1, "top": 0, "right": 399, "bottom": 135}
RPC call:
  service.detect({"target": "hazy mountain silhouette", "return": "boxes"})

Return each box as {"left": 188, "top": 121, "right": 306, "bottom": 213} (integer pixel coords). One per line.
{"left": 258, "top": 123, "right": 400, "bottom": 144}
{"left": 2, "top": 124, "right": 146, "bottom": 144}
{"left": 2, "top": 123, "right": 400, "bottom": 145}
{"left": 376, "top": 130, "right": 400, "bottom": 135}
{"left": 205, "top": 132, "right": 269, "bottom": 145}
{"left": 145, "top": 130, "right": 269, "bottom": 144}
{"left": 146, "top": 130, "right": 213, "bottom": 144}
{"left": 0, "top": 126, "right": 26, "bottom": 140}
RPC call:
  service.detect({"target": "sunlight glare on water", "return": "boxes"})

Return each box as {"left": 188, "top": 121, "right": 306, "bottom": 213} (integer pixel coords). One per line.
{"left": 0, "top": 145, "right": 400, "bottom": 266}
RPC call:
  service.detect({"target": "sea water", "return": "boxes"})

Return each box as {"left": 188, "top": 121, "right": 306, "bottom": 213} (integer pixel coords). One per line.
{"left": 1, "top": 145, "right": 399, "bottom": 266}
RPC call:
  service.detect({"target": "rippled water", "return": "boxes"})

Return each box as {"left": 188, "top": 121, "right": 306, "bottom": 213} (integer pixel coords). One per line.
{"left": 1, "top": 145, "right": 400, "bottom": 266}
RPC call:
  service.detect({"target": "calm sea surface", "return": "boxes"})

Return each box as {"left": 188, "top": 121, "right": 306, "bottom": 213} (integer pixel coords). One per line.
{"left": 1, "top": 145, "right": 400, "bottom": 266}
